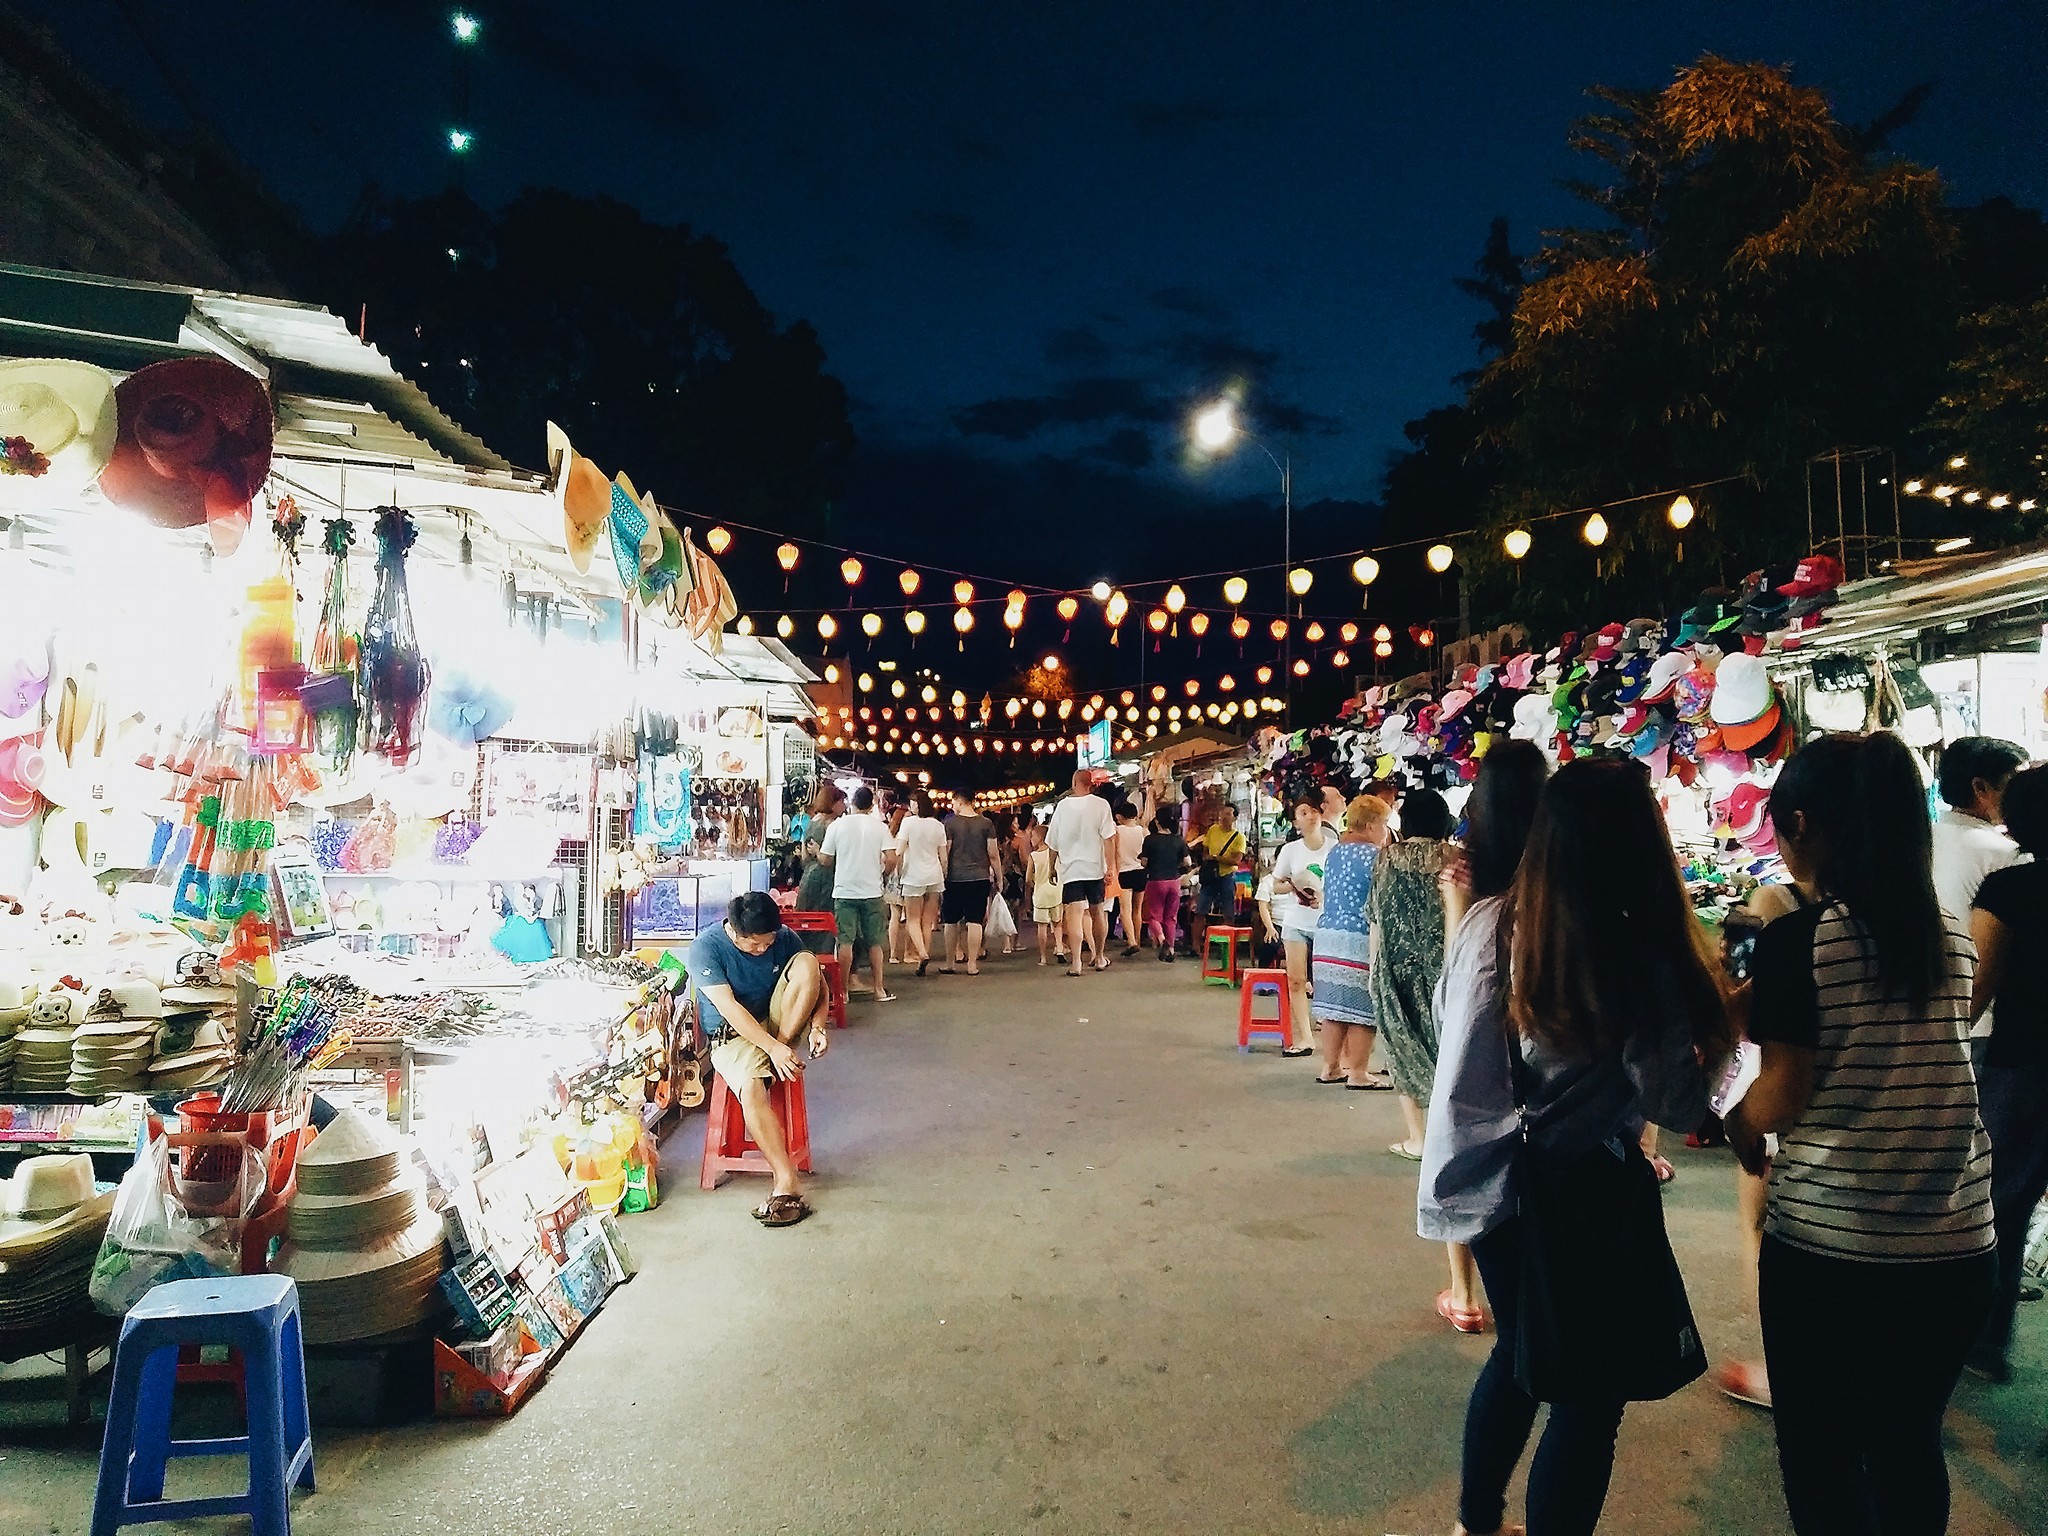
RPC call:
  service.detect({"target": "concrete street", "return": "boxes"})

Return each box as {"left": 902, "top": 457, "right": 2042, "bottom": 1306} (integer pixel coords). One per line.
{"left": 4, "top": 948, "right": 2044, "bottom": 1534}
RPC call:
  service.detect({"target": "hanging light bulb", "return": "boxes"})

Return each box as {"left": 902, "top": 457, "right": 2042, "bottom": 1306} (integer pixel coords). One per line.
{"left": 818, "top": 613, "right": 839, "bottom": 639}
{"left": 1183, "top": 678, "right": 1200, "bottom": 697}
{"left": 1373, "top": 623, "right": 1392, "bottom": 643}
{"left": 1090, "top": 580, "right": 1113, "bottom": 602}
{"left": 1058, "top": 698, "right": 1074, "bottom": 719}
{"left": 1582, "top": 512, "right": 1609, "bottom": 547}
{"left": 1256, "top": 665, "right": 1274, "bottom": 685}
{"left": 1339, "top": 622, "right": 1358, "bottom": 644}
{"left": 1150, "top": 684, "right": 1167, "bottom": 702}
{"left": 1004, "top": 606, "right": 1024, "bottom": 634}
{"left": 1351, "top": 554, "right": 1380, "bottom": 587}
{"left": 1231, "top": 614, "right": 1251, "bottom": 640}
{"left": 1269, "top": 618, "right": 1288, "bottom": 641}
{"left": 953, "top": 607, "right": 974, "bottom": 634}
{"left": 1219, "top": 674, "right": 1236, "bottom": 692}
{"left": 1119, "top": 689, "right": 1135, "bottom": 705}
{"left": 1223, "top": 575, "right": 1248, "bottom": 606}
{"left": 837, "top": 555, "right": 863, "bottom": 586}
{"left": 861, "top": 612, "right": 883, "bottom": 637}
{"left": 1005, "top": 698, "right": 1022, "bottom": 718}
{"left": 951, "top": 689, "right": 966, "bottom": 708}
{"left": 1031, "top": 700, "right": 1046, "bottom": 718}
{"left": 1416, "top": 626, "right": 1437, "bottom": 648}
{"left": 953, "top": 579, "right": 975, "bottom": 605}
{"left": 1042, "top": 653, "right": 1062, "bottom": 673}
{"left": 1288, "top": 567, "right": 1313, "bottom": 597}
{"left": 899, "top": 567, "right": 921, "bottom": 596}
{"left": 735, "top": 614, "right": 755, "bottom": 635}
{"left": 891, "top": 679, "right": 906, "bottom": 698}
{"left": 905, "top": 609, "right": 927, "bottom": 635}
{"left": 1503, "top": 528, "right": 1532, "bottom": 561}
{"left": 1189, "top": 612, "right": 1210, "bottom": 637}
{"left": 1668, "top": 495, "right": 1696, "bottom": 530}
{"left": 1056, "top": 596, "right": 1079, "bottom": 623}
{"left": 1147, "top": 609, "right": 1169, "bottom": 634}
{"left": 857, "top": 672, "right": 874, "bottom": 692}
{"left": 706, "top": 526, "right": 732, "bottom": 555}
{"left": 1374, "top": 639, "right": 1394, "bottom": 659}
{"left": 1426, "top": 543, "right": 1454, "bottom": 573}
{"left": 776, "top": 615, "right": 795, "bottom": 638}
{"left": 1106, "top": 591, "right": 1129, "bottom": 626}
{"left": 1292, "top": 658, "right": 1311, "bottom": 677}
{"left": 824, "top": 663, "right": 841, "bottom": 684}
{"left": 777, "top": 542, "right": 800, "bottom": 572}
{"left": 921, "top": 684, "right": 938, "bottom": 704}
{"left": 1332, "top": 649, "right": 1351, "bottom": 668}
{"left": 1164, "top": 584, "right": 1186, "bottom": 615}
{"left": 1305, "top": 621, "right": 1326, "bottom": 643}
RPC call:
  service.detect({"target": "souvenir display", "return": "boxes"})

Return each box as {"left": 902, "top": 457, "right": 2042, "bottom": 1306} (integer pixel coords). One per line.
{"left": 361, "top": 506, "right": 431, "bottom": 768}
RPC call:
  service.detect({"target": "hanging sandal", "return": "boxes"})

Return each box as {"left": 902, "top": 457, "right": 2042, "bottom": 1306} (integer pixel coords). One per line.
{"left": 753, "top": 1194, "right": 813, "bottom": 1228}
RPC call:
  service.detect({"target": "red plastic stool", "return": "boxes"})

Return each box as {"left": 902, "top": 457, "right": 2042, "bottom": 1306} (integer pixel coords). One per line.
{"left": 1203, "top": 924, "right": 1252, "bottom": 985}
{"left": 1237, "top": 968, "right": 1297, "bottom": 1052}
{"left": 700, "top": 1072, "right": 813, "bottom": 1190}
{"left": 816, "top": 954, "right": 848, "bottom": 1029}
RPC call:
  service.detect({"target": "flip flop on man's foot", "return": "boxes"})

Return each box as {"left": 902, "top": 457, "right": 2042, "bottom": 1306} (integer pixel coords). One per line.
{"left": 1346, "top": 1072, "right": 1395, "bottom": 1090}
{"left": 752, "top": 1194, "right": 813, "bottom": 1228}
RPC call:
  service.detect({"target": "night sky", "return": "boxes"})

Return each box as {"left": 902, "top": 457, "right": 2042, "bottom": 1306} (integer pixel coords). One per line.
{"left": 21, "top": 1, "right": 2048, "bottom": 698}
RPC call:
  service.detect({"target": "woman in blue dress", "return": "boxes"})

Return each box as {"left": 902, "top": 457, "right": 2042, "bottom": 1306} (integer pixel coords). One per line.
{"left": 1310, "top": 795, "right": 1393, "bottom": 1088}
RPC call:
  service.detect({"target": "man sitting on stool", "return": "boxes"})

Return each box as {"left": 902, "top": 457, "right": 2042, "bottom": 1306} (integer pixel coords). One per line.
{"left": 690, "top": 891, "right": 831, "bottom": 1227}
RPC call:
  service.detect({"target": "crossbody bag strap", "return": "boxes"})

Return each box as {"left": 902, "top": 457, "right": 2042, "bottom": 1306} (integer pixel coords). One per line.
{"left": 1494, "top": 899, "right": 1532, "bottom": 1117}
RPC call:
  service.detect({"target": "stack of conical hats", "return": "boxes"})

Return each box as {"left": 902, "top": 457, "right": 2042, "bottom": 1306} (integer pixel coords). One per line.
{"left": 272, "top": 1111, "right": 446, "bottom": 1344}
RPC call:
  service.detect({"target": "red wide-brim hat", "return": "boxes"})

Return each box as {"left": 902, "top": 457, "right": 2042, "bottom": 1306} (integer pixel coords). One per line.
{"left": 98, "top": 357, "right": 273, "bottom": 555}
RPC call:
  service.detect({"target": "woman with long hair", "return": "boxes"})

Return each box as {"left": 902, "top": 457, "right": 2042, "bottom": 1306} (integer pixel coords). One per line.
{"left": 1430, "top": 743, "right": 1547, "bottom": 1333}
{"left": 1309, "top": 795, "right": 1392, "bottom": 1086}
{"left": 1727, "top": 734, "right": 1994, "bottom": 1535}
{"left": 1270, "top": 790, "right": 1335, "bottom": 1061}
{"left": 896, "top": 792, "right": 949, "bottom": 974}
{"left": 1422, "top": 756, "right": 1727, "bottom": 1536}
{"left": 1370, "top": 787, "right": 1457, "bottom": 1157}
{"left": 1113, "top": 798, "right": 1148, "bottom": 958}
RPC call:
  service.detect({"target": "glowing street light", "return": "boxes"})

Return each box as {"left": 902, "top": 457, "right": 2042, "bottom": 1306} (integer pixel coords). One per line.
{"left": 451, "top": 11, "right": 481, "bottom": 42}
{"left": 447, "top": 128, "right": 475, "bottom": 154}
{"left": 1191, "top": 398, "right": 1239, "bottom": 452}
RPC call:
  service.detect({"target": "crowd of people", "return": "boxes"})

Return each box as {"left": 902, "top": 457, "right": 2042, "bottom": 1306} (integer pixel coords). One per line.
{"left": 689, "top": 732, "right": 2042, "bottom": 1534}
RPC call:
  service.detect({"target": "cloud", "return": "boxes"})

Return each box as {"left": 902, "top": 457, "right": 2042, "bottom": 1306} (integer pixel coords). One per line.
{"left": 1124, "top": 97, "right": 1234, "bottom": 135}
{"left": 1044, "top": 325, "right": 1116, "bottom": 367}
{"left": 952, "top": 375, "right": 1173, "bottom": 440}
{"left": 900, "top": 205, "right": 1000, "bottom": 251}
{"left": 1150, "top": 327, "right": 1282, "bottom": 374}
{"left": 1149, "top": 285, "right": 1229, "bottom": 321}
{"left": 1084, "top": 428, "right": 1156, "bottom": 470}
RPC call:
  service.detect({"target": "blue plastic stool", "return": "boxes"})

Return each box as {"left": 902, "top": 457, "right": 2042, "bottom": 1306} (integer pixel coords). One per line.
{"left": 92, "top": 1274, "right": 315, "bottom": 1536}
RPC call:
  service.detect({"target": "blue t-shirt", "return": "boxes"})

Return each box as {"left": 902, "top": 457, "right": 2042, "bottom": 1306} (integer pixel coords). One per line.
{"left": 689, "top": 923, "right": 803, "bottom": 1036}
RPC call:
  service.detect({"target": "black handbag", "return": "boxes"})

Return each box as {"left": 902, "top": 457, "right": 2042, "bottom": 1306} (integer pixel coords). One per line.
{"left": 1502, "top": 925, "right": 1709, "bottom": 1404}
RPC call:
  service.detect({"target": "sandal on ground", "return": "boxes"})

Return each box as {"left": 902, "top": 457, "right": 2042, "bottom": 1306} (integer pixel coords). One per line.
{"left": 916, "top": 958, "right": 930, "bottom": 977}
{"left": 1280, "top": 1045, "right": 1314, "bottom": 1058}
{"left": 1315, "top": 1073, "right": 1348, "bottom": 1085}
{"left": 875, "top": 991, "right": 899, "bottom": 1003}
{"left": 1716, "top": 1359, "right": 1773, "bottom": 1408}
{"left": 1346, "top": 1072, "right": 1395, "bottom": 1090}
{"left": 753, "top": 1194, "right": 813, "bottom": 1228}
{"left": 1388, "top": 1140, "right": 1425, "bottom": 1161}
{"left": 1436, "top": 1289, "right": 1487, "bottom": 1334}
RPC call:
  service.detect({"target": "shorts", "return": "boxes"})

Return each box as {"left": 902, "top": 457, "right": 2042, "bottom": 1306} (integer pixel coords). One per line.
{"left": 708, "top": 952, "right": 817, "bottom": 1084}
{"left": 941, "top": 879, "right": 992, "bottom": 925}
{"left": 833, "top": 896, "right": 889, "bottom": 953}
{"left": 902, "top": 882, "right": 943, "bottom": 899}
{"left": 1061, "top": 877, "right": 1105, "bottom": 906}
{"left": 1199, "top": 877, "right": 1237, "bottom": 917}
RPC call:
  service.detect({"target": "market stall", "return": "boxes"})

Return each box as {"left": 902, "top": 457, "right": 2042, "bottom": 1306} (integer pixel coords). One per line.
{"left": 0, "top": 261, "right": 774, "bottom": 1420}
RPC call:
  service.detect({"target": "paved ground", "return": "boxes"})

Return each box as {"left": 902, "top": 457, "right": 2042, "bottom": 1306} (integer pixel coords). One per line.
{"left": 4, "top": 946, "right": 2045, "bottom": 1534}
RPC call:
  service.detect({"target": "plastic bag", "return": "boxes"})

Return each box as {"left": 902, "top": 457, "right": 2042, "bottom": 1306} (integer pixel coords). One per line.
{"left": 984, "top": 891, "right": 1017, "bottom": 943}
{"left": 89, "top": 1134, "right": 256, "bottom": 1315}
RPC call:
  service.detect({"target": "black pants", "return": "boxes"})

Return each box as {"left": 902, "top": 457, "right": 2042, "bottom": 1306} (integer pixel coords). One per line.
{"left": 1973, "top": 1057, "right": 2048, "bottom": 1367}
{"left": 1759, "top": 1234, "right": 1994, "bottom": 1536}
{"left": 1462, "top": 1219, "right": 1627, "bottom": 1536}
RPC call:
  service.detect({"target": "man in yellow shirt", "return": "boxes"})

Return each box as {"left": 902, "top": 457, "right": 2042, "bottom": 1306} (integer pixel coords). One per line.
{"left": 1191, "top": 803, "right": 1246, "bottom": 957}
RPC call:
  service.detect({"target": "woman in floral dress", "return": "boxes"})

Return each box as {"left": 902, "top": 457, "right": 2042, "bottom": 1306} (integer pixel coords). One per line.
{"left": 1367, "top": 788, "right": 1456, "bottom": 1158}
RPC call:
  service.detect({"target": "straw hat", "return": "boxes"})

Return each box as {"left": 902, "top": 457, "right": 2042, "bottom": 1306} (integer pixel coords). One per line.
{"left": 0, "top": 359, "right": 118, "bottom": 508}
{"left": 546, "top": 422, "right": 610, "bottom": 575}
{"left": 0, "top": 1155, "right": 117, "bottom": 1333}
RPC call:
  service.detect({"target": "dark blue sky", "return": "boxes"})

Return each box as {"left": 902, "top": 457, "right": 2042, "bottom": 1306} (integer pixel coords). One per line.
{"left": 26, "top": 0, "right": 2048, "bottom": 577}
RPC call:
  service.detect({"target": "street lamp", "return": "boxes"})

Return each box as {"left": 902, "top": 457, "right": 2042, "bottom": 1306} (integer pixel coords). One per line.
{"left": 1192, "top": 393, "right": 1294, "bottom": 716}
{"left": 451, "top": 11, "right": 481, "bottom": 42}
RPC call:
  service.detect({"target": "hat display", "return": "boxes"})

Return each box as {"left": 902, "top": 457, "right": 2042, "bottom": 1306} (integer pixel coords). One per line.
{"left": 11, "top": 987, "right": 82, "bottom": 1092}
{"left": 1638, "top": 650, "right": 1692, "bottom": 706}
{"left": 273, "top": 1111, "right": 448, "bottom": 1344}
{"left": 0, "top": 359, "right": 118, "bottom": 508}
{"left": 427, "top": 669, "right": 516, "bottom": 746}
{"left": 1777, "top": 554, "right": 1845, "bottom": 598}
{"left": 67, "top": 977, "right": 165, "bottom": 1094}
{"left": 546, "top": 422, "right": 610, "bottom": 575}
{"left": 98, "top": 358, "right": 273, "bottom": 555}
{"left": 0, "top": 1153, "right": 114, "bottom": 1333}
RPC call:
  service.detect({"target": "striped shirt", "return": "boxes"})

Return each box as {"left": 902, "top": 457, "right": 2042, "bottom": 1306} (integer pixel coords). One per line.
{"left": 1747, "top": 901, "right": 1993, "bottom": 1262}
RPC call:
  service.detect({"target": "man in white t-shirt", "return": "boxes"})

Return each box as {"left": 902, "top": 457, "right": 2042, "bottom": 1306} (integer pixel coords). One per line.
{"left": 819, "top": 785, "right": 898, "bottom": 1002}
{"left": 1045, "top": 770, "right": 1118, "bottom": 977}
{"left": 1932, "top": 736, "right": 2028, "bottom": 922}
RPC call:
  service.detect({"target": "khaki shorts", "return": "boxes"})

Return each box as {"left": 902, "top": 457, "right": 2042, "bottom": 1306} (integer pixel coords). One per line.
{"left": 709, "top": 951, "right": 820, "bottom": 1085}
